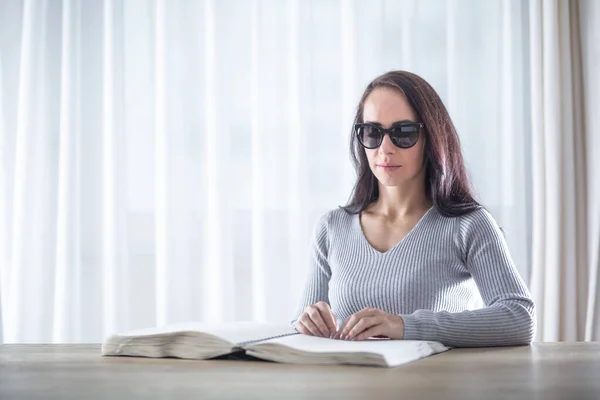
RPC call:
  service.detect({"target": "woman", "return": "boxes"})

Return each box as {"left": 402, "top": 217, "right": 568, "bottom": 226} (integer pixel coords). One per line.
{"left": 291, "top": 70, "right": 535, "bottom": 347}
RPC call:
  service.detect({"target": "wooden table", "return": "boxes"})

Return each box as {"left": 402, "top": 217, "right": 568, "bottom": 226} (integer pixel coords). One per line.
{"left": 1, "top": 343, "right": 599, "bottom": 399}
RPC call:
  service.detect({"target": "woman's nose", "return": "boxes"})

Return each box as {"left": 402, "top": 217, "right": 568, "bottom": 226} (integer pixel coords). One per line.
{"left": 378, "top": 134, "right": 396, "bottom": 154}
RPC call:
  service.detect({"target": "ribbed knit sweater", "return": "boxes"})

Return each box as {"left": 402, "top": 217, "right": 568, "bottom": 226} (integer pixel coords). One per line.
{"left": 291, "top": 206, "right": 536, "bottom": 347}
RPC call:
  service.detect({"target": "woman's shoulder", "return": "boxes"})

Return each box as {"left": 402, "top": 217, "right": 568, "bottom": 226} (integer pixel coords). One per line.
{"left": 455, "top": 207, "right": 506, "bottom": 247}
{"left": 309, "top": 207, "right": 355, "bottom": 251}
{"left": 312, "top": 206, "right": 355, "bottom": 234}
{"left": 457, "top": 207, "right": 502, "bottom": 231}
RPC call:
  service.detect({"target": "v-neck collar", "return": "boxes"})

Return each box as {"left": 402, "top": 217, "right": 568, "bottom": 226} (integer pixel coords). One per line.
{"left": 355, "top": 206, "right": 435, "bottom": 256}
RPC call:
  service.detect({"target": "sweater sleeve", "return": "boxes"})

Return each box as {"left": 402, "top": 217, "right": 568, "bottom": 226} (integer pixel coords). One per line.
{"left": 400, "top": 208, "right": 536, "bottom": 347}
{"left": 289, "top": 212, "right": 332, "bottom": 327}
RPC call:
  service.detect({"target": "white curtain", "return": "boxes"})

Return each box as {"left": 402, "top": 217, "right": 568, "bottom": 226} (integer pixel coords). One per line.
{"left": 579, "top": 0, "right": 600, "bottom": 342}
{"left": 529, "top": 0, "right": 600, "bottom": 342}
{"left": 0, "top": 0, "right": 531, "bottom": 344}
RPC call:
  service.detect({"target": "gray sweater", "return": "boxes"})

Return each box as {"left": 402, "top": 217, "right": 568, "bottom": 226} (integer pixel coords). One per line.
{"left": 291, "top": 206, "right": 536, "bottom": 347}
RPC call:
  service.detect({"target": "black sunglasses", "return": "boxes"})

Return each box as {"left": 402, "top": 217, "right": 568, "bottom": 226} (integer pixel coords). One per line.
{"left": 354, "top": 122, "right": 423, "bottom": 149}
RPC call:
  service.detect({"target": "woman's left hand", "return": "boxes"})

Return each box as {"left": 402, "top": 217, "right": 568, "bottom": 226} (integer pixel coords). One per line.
{"left": 334, "top": 307, "right": 405, "bottom": 341}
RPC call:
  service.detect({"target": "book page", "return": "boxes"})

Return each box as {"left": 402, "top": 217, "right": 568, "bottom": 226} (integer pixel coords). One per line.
{"left": 248, "top": 334, "right": 449, "bottom": 366}
{"left": 108, "top": 321, "right": 297, "bottom": 346}
{"left": 254, "top": 334, "right": 438, "bottom": 353}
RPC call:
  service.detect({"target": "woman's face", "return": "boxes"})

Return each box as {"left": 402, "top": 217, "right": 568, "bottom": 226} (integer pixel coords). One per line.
{"left": 361, "top": 87, "right": 426, "bottom": 188}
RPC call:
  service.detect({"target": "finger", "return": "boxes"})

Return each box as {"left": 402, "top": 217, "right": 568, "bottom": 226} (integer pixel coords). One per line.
{"left": 295, "top": 320, "right": 310, "bottom": 335}
{"left": 338, "top": 314, "right": 361, "bottom": 340}
{"left": 334, "top": 310, "right": 361, "bottom": 339}
{"left": 347, "top": 316, "right": 379, "bottom": 340}
{"left": 315, "top": 302, "right": 337, "bottom": 336}
{"left": 337, "top": 308, "right": 378, "bottom": 339}
{"left": 351, "top": 307, "right": 378, "bottom": 322}
{"left": 355, "top": 324, "right": 387, "bottom": 341}
{"left": 307, "top": 306, "right": 330, "bottom": 337}
{"left": 299, "top": 314, "right": 322, "bottom": 336}
{"left": 334, "top": 317, "right": 350, "bottom": 339}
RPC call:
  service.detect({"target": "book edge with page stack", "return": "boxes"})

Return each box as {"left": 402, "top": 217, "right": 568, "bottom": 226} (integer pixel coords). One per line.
{"left": 100, "top": 321, "right": 450, "bottom": 368}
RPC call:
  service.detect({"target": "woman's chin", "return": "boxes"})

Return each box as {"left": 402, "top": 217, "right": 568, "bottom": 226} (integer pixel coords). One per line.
{"left": 374, "top": 170, "right": 421, "bottom": 188}
{"left": 376, "top": 176, "right": 405, "bottom": 187}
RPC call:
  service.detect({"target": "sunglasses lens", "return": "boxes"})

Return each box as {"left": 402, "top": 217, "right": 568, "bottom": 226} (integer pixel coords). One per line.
{"left": 391, "top": 125, "right": 420, "bottom": 148}
{"left": 356, "top": 123, "right": 421, "bottom": 149}
{"left": 357, "top": 125, "right": 382, "bottom": 148}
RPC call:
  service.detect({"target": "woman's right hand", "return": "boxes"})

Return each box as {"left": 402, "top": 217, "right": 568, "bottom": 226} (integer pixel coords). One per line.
{"left": 295, "top": 301, "right": 338, "bottom": 338}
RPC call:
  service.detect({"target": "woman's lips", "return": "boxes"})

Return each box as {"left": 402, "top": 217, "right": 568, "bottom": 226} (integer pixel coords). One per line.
{"left": 376, "top": 164, "right": 401, "bottom": 172}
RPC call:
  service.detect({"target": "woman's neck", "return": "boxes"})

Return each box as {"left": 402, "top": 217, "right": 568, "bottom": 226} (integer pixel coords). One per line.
{"left": 368, "top": 180, "right": 431, "bottom": 220}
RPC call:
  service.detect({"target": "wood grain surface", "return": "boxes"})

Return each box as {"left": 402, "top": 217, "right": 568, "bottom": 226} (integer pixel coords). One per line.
{"left": 1, "top": 342, "right": 599, "bottom": 399}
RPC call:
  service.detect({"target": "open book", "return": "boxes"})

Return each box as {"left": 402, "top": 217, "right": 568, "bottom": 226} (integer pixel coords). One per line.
{"left": 101, "top": 321, "right": 449, "bottom": 367}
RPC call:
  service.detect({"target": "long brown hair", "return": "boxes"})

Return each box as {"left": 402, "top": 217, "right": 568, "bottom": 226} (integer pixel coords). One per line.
{"left": 342, "top": 70, "right": 481, "bottom": 217}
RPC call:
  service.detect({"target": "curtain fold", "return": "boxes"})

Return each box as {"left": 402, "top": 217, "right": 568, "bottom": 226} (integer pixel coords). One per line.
{"left": 53, "top": 0, "right": 82, "bottom": 342}
{"left": 0, "top": 48, "right": 5, "bottom": 346}
{"left": 529, "top": 0, "right": 600, "bottom": 341}
{"left": 578, "top": 0, "right": 600, "bottom": 341}
{"left": 1, "top": 0, "right": 533, "bottom": 343}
